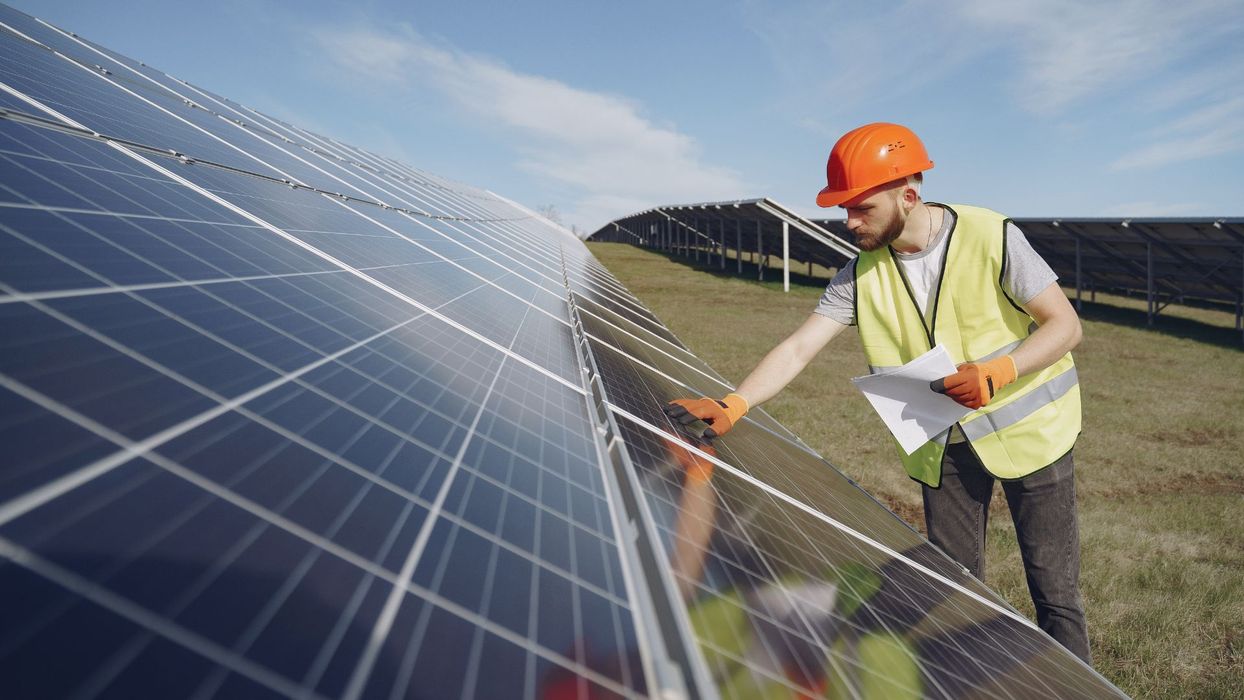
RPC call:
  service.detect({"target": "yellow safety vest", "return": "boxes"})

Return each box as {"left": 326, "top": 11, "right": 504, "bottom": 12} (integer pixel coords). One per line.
{"left": 854, "top": 204, "right": 1081, "bottom": 487}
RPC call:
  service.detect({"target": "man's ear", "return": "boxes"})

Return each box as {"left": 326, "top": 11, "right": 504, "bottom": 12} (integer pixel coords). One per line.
{"left": 897, "top": 183, "right": 918, "bottom": 213}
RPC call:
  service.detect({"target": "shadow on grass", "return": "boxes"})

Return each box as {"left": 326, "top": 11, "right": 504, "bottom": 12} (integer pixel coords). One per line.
{"left": 649, "top": 248, "right": 1244, "bottom": 350}
{"left": 649, "top": 249, "right": 838, "bottom": 291}
{"left": 1072, "top": 299, "right": 1243, "bottom": 351}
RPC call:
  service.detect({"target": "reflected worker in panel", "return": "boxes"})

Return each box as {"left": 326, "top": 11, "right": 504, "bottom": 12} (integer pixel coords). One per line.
{"left": 664, "top": 122, "right": 1092, "bottom": 665}
{"left": 657, "top": 434, "right": 924, "bottom": 699}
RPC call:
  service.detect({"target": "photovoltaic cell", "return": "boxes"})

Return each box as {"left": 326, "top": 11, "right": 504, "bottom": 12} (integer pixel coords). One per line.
{"left": 0, "top": 6, "right": 1127, "bottom": 699}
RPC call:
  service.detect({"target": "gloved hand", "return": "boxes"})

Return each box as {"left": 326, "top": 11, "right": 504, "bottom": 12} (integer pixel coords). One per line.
{"left": 663, "top": 393, "right": 749, "bottom": 438}
{"left": 930, "top": 356, "right": 1018, "bottom": 409}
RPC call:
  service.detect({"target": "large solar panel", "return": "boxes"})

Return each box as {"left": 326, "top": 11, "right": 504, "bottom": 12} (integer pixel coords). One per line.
{"left": 0, "top": 6, "right": 1128, "bottom": 699}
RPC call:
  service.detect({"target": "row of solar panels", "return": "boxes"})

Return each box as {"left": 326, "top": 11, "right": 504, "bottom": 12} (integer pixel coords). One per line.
{"left": 0, "top": 5, "right": 1126, "bottom": 698}
{"left": 589, "top": 199, "right": 859, "bottom": 281}
{"left": 593, "top": 202, "right": 1244, "bottom": 326}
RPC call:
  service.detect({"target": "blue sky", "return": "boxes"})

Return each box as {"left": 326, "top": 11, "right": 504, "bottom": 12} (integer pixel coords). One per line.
{"left": 11, "top": 0, "right": 1244, "bottom": 232}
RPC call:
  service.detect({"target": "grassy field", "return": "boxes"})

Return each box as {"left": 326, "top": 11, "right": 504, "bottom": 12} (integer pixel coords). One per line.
{"left": 587, "top": 242, "right": 1244, "bottom": 699}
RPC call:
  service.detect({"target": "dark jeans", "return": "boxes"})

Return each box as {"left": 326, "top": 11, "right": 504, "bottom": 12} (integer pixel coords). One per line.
{"left": 922, "top": 443, "right": 1092, "bottom": 664}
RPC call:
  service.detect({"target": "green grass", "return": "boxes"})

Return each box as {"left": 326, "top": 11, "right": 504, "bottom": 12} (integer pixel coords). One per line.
{"left": 587, "top": 241, "right": 1244, "bottom": 699}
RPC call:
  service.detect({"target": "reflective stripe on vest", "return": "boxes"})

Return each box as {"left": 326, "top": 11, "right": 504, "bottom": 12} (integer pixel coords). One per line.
{"left": 854, "top": 204, "right": 1081, "bottom": 486}
{"left": 960, "top": 366, "right": 1078, "bottom": 441}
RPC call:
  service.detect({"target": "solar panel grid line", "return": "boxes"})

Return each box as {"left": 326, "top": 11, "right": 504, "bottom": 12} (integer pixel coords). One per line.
{"left": 341, "top": 337, "right": 520, "bottom": 700}
{"left": 582, "top": 325, "right": 723, "bottom": 395}
{"left": 530, "top": 312, "right": 655, "bottom": 699}
{"left": 573, "top": 264, "right": 661, "bottom": 306}
{"left": 0, "top": 23, "right": 317, "bottom": 186}
{"left": 3, "top": 22, "right": 364, "bottom": 194}
{"left": 333, "top": 266, "right": 651, "bottom": 696}
{"left": 693, "top": 478, "right": 974, "bottom": 700}
{"left": 80, "top": 131, "right": 588, "bottom": 396}
{"left": 646, "top": 479, "right": 876, "bottom": 700}
{"left": 0, "top": 104, "right": 530, "bottom": 229}
{"left": 198, "top": 106, "right": 529, "bottom": 225}
{"left": 568, "top": 268, "right": 662, "bottom": 319}
{"left": 558, "top": 262, "right": 672, "bottom": 698}
{"left": 1, "top": 34, "right": 530, "bottom": 227}
{"left": 580, "top": 331, "right": 802, "bottom": 451}
{"left": 581, "top": 330, "right": 814, "bottom": 456}
{"left": 653, "top": 447, "right": 867, "bottom": 700}
{"left": 7, "top": 257, "right": 641, "bottom": 696}
{"left": 568, "top": 300, "right": 779, "bottom": 415}
{"left": 562, "top": 277, "right": 713, "bottom": 698}
{"left": 570, "top": 284, "right": 683, "bottom": 347}
{"left": 311, "top": 198, "right": 577, "bottom": 331}
{"left": 293, "top": 126, "right": 498, "bottom": 202}
{"left": 0, "top": 537, "right": 333, "bottom": 700}
{"left": 0, "top": 303, "right": 428, "bottom": 529}
{"left": 605, "top": 403, "right": 1043, "bottom": 635}
{"left": 609, "top": 416, "right": 1117, "bottom": 700}
{"left": 434, "top": 482, "right": 624, "bottom": 607}
{"left": 0, "top": 209, "right": 515, "bottom": 482}
{"left": 19, "top": 21, "right": 299, "bottom": 158}
{"left": 4, "top": 16, "right": 636, "bottom": 696}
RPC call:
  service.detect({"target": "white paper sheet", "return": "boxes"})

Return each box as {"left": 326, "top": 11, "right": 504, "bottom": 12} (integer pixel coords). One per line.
{"left": 850, "top": 345, "right": 973, "bottom": 455}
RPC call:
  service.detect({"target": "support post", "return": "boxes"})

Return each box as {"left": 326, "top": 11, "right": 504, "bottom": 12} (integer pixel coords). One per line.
{"left": 693, "top": 218, "right": 700, "bottom": 262}
{"left": 757, "top": 219, "right": 764, "bottom": 282}
{"left": 736, "top": 220, "right": 742, "bottom": 275}
{"left": 719, "top": 220, "right": 726, "bottom": 270}
{"left": 1146, "top": 242, "right": 1154, "bottom": 327}
{"left": 782, "top": 220, "right": 790, "bottom": 293}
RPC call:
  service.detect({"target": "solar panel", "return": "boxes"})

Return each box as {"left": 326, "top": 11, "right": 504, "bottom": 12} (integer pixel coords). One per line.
{"left": 589, "top": 199, "right": 858, "bottom": 283}
{"left": 0, "top": 5, "right": 1128, "bottom": 699}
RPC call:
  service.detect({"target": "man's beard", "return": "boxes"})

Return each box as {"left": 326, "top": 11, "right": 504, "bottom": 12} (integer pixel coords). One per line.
{"left": 853, "top": 208, "right": 905, "bottom": 252}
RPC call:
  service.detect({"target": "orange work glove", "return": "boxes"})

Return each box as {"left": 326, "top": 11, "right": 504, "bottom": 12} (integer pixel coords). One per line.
{"left": 663, "top": 393, "right": 749, "bottom": 438}
{"left": 930, "top": 356, "right": 1018, "bottom": 409}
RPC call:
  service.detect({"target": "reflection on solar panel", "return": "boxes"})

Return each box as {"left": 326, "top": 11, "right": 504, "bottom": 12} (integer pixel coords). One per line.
{"left": 0, "top": 6, "right": 1128, "bottom": 699}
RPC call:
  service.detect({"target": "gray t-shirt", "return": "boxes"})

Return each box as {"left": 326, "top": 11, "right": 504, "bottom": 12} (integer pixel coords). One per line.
{"left": 815, "top": 207, "right": 1057, "bottom": 326}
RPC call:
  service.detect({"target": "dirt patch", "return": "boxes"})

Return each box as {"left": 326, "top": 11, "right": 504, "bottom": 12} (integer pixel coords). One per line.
{"left": 1089, "top": 471, "right": 1244, "bottom": 499}
{"left": 1159, "top": 427, "right": 1239, "bottom": 450}
{"left": 1157, "top": 426, "right": 1241, "bottom": 448}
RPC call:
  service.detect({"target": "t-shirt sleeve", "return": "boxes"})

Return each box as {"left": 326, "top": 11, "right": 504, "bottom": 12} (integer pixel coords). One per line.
{"left": 814, "top": 258, "right": 857, "bottom": 325}
{"left": 1003, "top": 221, "right": 1059, "bottom": 305}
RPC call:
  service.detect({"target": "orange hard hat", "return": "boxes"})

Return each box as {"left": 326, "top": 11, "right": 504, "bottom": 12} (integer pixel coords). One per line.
{"left": 816, "top": 122, "right": 934, "bottom": 208}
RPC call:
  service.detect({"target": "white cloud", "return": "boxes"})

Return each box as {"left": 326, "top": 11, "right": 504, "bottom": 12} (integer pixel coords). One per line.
{"left": 313, "top": 24, "right": 749, "bottom": 229}
{"left": 741, "top": 1, "right": 988, "bottom": 115}
{"left": 746, "top": 0, "right": 1241, "bottom": 115}
{"left": 1110, "top": 97, "right": 1244, "bottom": 170}
{"left": 954, "top": 0, "right": 1242, "bottom": 112}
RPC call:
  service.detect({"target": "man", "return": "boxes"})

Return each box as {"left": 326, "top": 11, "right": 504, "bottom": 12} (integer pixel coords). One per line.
{"left": 664, "top": 122, "right": 1091, "bottom": 663}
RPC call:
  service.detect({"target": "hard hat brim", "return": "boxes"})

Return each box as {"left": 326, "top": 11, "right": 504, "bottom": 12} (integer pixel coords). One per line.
{"left": 815, "top": 185, "right": 862, "bottom": 209}
{"left": 815, "top": 160, "right": 934, "bottom": 209}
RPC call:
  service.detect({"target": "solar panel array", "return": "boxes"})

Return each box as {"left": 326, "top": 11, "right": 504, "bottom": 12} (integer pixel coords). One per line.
{"left": 1011, "top": 218, "right": 1244, "bottom": 329}
{"left": 590, "top": 199, "right": 858, "bottom": 282}
{"left": 0, "top": 6, "right": 1128, "bottom": 699}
